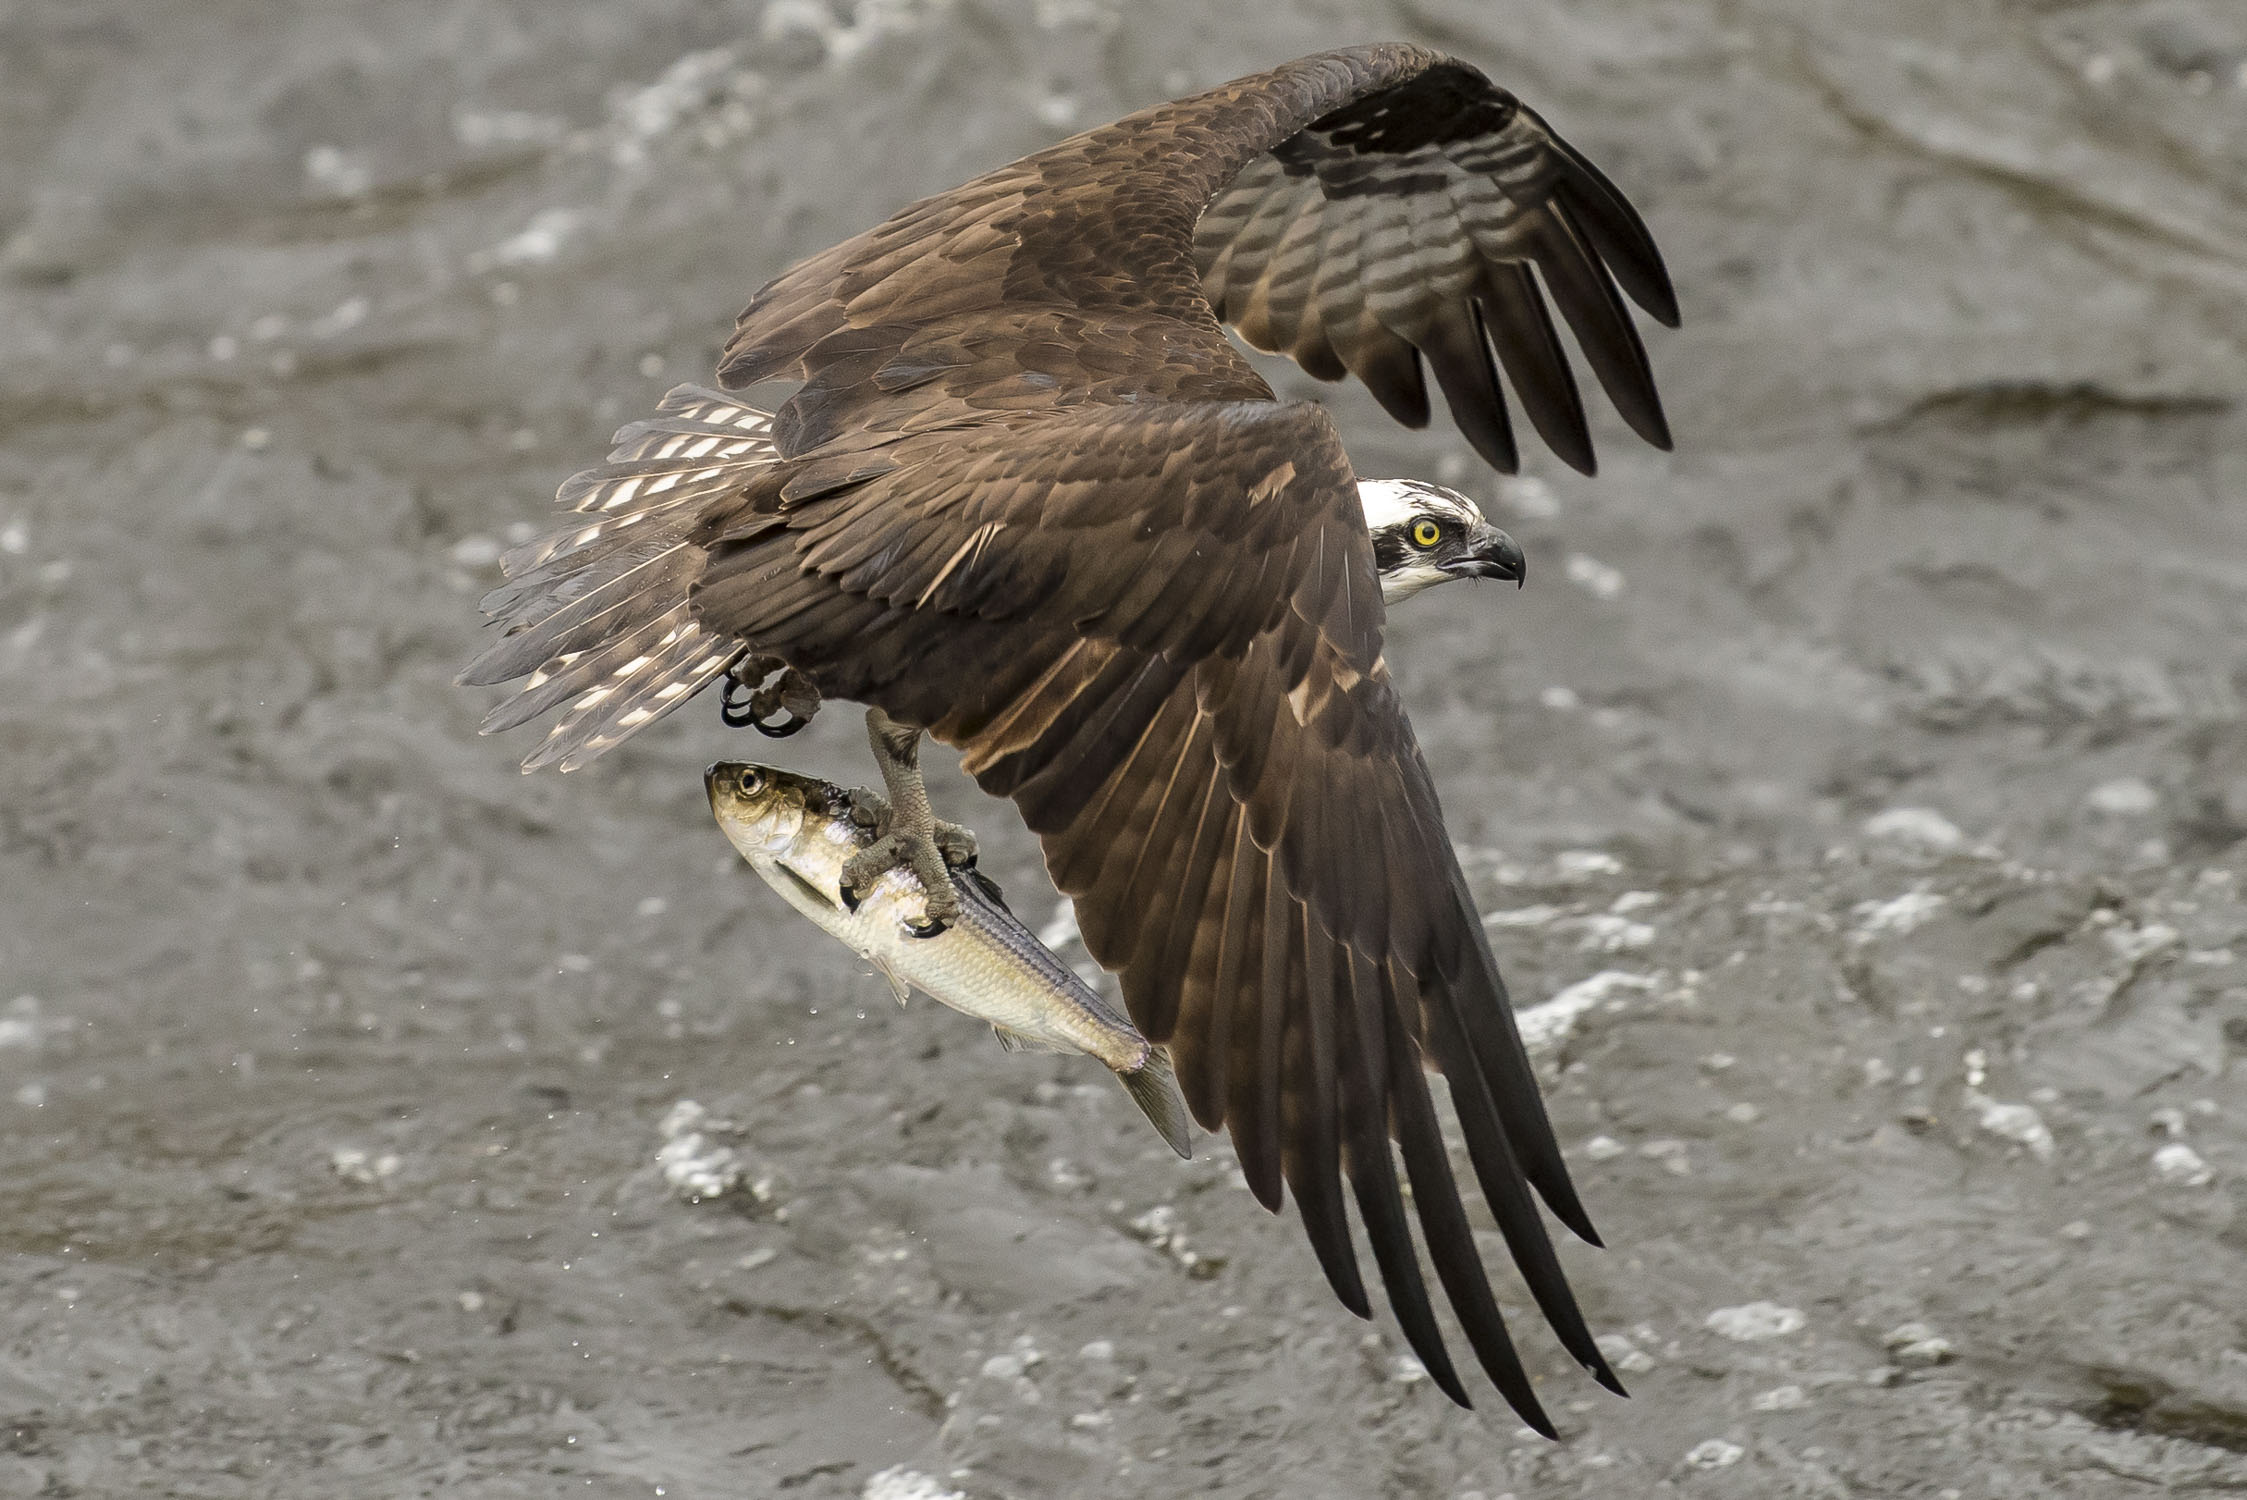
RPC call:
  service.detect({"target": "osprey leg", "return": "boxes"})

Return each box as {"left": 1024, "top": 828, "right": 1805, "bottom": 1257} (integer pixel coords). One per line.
{"left": 839, "top": 708, "right": 978, "bottom": 932}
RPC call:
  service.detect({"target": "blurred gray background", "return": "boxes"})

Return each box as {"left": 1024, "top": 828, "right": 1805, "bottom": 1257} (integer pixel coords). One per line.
{"left": 2, "top": 1, "right": 2244, "bottom": 1496}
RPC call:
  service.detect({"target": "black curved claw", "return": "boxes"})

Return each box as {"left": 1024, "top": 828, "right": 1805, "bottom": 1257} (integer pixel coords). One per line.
{"left": 719, "top": 671, "right": 761, "bottom": 728}
{"left": 749, "top": 705, "right": 811, "bottom": 738}
{"left": 719, "top": 667, "right": 813, "bottom": 736}
{"left": 904, "top": 915, "right": 950, "bottom": 940}
{"left": 837, "top": 880, "right": 863, "bottom": 914}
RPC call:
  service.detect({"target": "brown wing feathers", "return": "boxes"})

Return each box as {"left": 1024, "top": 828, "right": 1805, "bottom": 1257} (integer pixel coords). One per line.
{"left": 685, "top": 399, "right": 1622, "bottom": 1420}
{"left": 1196, "top": 60, "right": 1676, "bottom": 475}
{"left": 465, "top": 45, "right": 1684, "bottom": 1421}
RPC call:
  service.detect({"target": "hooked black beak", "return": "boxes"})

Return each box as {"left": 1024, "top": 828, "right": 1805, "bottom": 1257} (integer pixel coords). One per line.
{"left": 1440, "top": 524, "right": 1526, "bottom": 588}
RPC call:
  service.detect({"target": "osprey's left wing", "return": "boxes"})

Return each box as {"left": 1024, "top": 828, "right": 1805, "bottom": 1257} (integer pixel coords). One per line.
{"left": 721, "top": 46, "right": 1677, "bottom": 481}
{"left": 691, "top": 399, "right": 1617, "bottom": 1425}
{"left": 467, "top": 46, "right": 1686, "bottom": 775}
{"left": 1194, "top": 67, "right": 1678, "bottom": 476}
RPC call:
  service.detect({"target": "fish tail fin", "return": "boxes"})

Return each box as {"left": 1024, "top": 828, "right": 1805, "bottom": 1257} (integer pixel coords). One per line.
{"left": 1118, "top": 1046, "right": 1194, "bottom": 1160}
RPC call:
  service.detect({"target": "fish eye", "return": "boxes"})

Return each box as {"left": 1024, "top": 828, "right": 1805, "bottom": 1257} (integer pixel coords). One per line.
{"left": 736, "top": 768, "right": 765, "bottom": 795}
{"left": 1410, "top": 518, "right": 1444, "bottom": 549}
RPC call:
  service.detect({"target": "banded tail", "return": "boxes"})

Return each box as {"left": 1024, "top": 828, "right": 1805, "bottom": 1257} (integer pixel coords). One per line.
{"left": 458, "top": 385, "right": 775, "bottom": 771}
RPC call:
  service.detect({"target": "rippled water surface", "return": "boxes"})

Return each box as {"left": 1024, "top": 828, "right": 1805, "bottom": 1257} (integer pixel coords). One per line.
{"left": 2, "top": 1, "right": 2244, "bottom": 1494}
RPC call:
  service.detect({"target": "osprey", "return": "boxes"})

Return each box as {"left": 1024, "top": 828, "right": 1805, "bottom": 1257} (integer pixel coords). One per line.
{"left": 464, "top": 44, "right": 1677, "bottom": 1426}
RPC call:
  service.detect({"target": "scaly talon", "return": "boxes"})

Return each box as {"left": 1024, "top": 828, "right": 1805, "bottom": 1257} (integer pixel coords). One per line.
{"left": 838, "top": 707, "right": 968, "bottom": 932}
{"left": 848, "top": 790, "right": 974, "bottom": 869}
{"left": 840, "top": 830, "right": 960, "bottom": 930}
{"left": 840, "top": 833, "right": 904, "bottom": 909}
{"left": 846, "top": 787, "right": 892, "bottom": 836}
{"left": 931, "top": 819, "right": 978, "bottom": 870}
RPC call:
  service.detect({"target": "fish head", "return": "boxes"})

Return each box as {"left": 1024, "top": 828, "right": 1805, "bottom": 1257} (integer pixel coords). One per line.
{"left": 705, "top": 761, "right": 812, "bottom": 855}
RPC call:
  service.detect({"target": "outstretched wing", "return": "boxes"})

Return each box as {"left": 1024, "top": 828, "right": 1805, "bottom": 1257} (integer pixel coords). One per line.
{"left": 721, "top": 45, "right": 1675, "bottom": 478}
{"left": 465, "top": 45, "right": 1680, "bottom": 775}
{"left": 1195, "top": 63, "right": 1677, "bottom": 474}
{"left": 689, "top": 399, "right": 1618, "bottom": 1424}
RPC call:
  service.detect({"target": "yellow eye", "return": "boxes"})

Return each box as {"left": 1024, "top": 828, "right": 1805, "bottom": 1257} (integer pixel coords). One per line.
{"left": 1410, "top": 519, "right": 1443, "bottom": 549}
{"left": 737, "top": 768, "right": 765, "bottom": 795}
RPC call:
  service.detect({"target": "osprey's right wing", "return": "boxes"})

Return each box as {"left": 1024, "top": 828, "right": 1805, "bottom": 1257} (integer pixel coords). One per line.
{"left": 689, "top": 399, "right": 1618, "bottom": 1427}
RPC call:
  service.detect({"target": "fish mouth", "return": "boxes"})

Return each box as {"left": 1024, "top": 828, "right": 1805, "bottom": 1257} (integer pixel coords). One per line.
{"left": 1440, "top": 524, "right": 1526, "bottom": 587}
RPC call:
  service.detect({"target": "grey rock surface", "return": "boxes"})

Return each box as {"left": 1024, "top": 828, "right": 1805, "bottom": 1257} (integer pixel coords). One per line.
{"left": 1, "top": 0, "right": 2243, "bottom": 1495}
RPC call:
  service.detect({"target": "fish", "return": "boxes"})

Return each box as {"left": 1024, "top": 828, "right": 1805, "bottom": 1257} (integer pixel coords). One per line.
{"left": 705, "top": 761, "right": 1193, "bottom": 1158}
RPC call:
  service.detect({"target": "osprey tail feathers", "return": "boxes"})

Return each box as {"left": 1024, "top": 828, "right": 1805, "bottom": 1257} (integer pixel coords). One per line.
{"left": 459, "top": 385, "right": 774, "bottom": 771}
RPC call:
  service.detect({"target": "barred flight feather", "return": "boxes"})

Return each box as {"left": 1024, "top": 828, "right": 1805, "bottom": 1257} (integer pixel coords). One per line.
{"left": 460, "top": 384, "right": 776, "bottom": 768}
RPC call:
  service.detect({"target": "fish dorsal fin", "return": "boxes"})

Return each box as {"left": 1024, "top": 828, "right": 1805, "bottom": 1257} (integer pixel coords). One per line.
{"left": 990, "top": 1023, "right": 1068, "bottom": 1055}
{"left": 961, "top": 866, "right": 1008, "bottom": 911}
{"left": 870, "top": 955, "right": 909, "bottom": 1006}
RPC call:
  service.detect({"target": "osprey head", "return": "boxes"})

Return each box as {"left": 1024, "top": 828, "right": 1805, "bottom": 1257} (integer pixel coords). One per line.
{"left": 1356, "top": 479, "right": 1525, "bottom": 605}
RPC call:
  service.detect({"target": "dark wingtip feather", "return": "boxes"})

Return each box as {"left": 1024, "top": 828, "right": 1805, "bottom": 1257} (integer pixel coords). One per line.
{"left": 1474, "top": 277, "right": 1597, "bottom": 477}
{"left": 1429, "top": 1355, "right": 1473, "bottom": 1411}
{"left": 1337, "top": 954, "right": 1470, "bottom": 1408}
{"left": 1292, "top": 1171, "right": 1372, "bottom": 1319}
{"left": 1418, "top": 316, "right": 1518, "bottom": 475}
{"left": 1240, "top": 1146, "right": 1283, "bottom": 1211}
{"left": 1639, "top": 277, "right": 1683, "bottom": 331}
{"left": 1344, "top": 325, "right": 1432, "bottom": 431}
{"left": 1443, "top": 874, "right": 1611, "bottom": 1251}
{"left": 1551, "top": 155, "right": 1681, "bottom": 329}
{"left": 1383, "top": 994, "right": 1565, "bottom": 1427}
{"left": 1421, "top": 991, "right": 1616, "bottom": 1393}
{"left": 1288, "top": 936, "right": 1370, "bottom": 1318}
{"left": 1537, "top": 1167, "right": 1604, "bottom": 1248}
{"left": 1293, "top": 326, "right": 1349, "bottom": 383}
{"left": 1628, "top": 385, "right": 1675, "bottom": 453}
{"left": 1531, "top": 211, "right": 1672, "bottom": 455}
